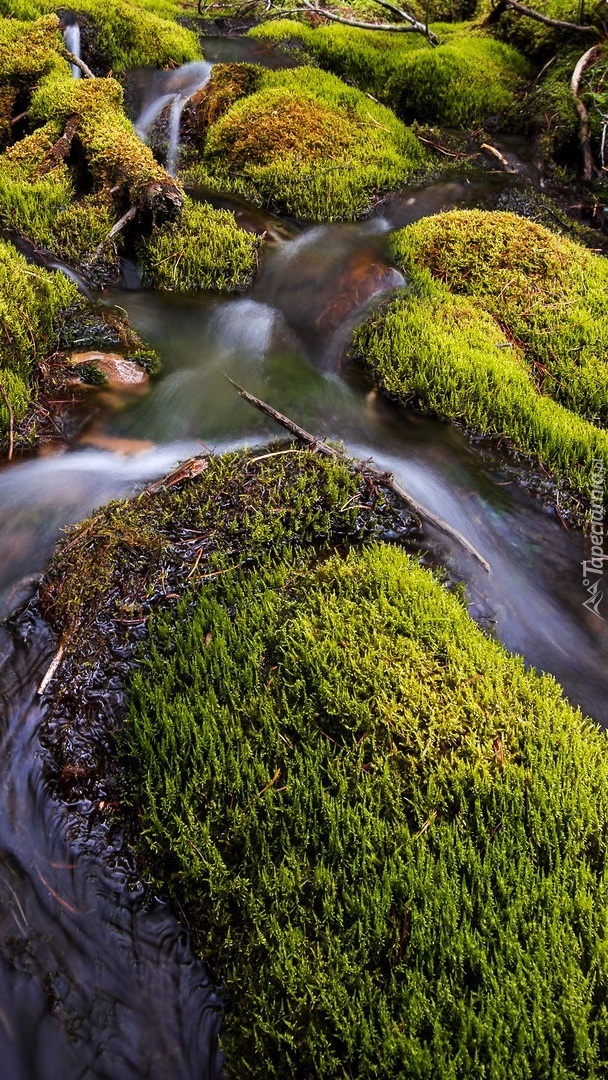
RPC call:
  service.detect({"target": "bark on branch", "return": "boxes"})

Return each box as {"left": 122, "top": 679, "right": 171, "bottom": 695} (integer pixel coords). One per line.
{"left": 226, "top": 377, "right": 491, "bottom": 572}
{"left": 496, "top": 0, "right": 599, "bottom": 33}
{"left": 290, "top": 0, "right": 439, "bottom": 42}
{"left": 64, "top": 50, "right": 96, "bottom": 79}
{"left": 571, "top": 44, "right": 603, "bottom": 179}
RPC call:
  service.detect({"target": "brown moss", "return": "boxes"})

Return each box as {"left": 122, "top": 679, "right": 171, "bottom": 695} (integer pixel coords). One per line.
{"left": 205, "top": 87, "right": 356, "bottom": 169}
{"left": 182, "top": 63, "right": 261, "bottom": 145}
{"left": 0, "top": 85, "right": 17, "bottom": 146}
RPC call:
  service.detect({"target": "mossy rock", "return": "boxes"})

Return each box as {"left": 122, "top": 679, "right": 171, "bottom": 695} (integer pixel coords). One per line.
{"left": 0, "top": 238, "right": 81, "bottom": 444}
{"left": 197, "top": 66, "right": 429, "bottom": 220}
{"left": 137, "top": 196, "right": 261, "bottom": 291}
{"left": 181, "top": 62, "right": 262, "bottom": 145}
{"left": 0, "top": 0, "right": 201, "bottom": 71}
{"left": 251, "top": 20, "right": 529, "bottom": 127}
{"left": 353, "top": 209, "right": 608, "bottom": 501}
{"left": 123, "top": 515, "right": 608, "bottom": 1077}
{"left": 30, "top": 71, "right": 168, "bottom": 197}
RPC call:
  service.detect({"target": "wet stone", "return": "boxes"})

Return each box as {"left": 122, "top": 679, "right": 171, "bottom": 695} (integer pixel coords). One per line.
{"left": 68, "top": 352, "right": 149, "bottom": 389}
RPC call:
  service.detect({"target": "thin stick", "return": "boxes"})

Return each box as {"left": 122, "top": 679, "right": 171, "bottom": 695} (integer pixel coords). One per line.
{"left": 64, "top": 51, "right": 96, "bottom": 79}
{"left": 481, "top": 143, "right": 518, "bottom": 172}
{"left": 503, "top": 0, "right": 597, "bottom": 32}
{"left": 108, "top": 205, "right": 138, "bottom": 240}
{"left": 37, "top": 644, "right": 65, "bottom": 696}
{"left": 571, "top": 44, "right": 602, "bottom": 180}
{"left": 0, "top": 379, "right": 14, "bottom": 460}
{"left": 226, "top": 377, "right": 491, "bottom": 572}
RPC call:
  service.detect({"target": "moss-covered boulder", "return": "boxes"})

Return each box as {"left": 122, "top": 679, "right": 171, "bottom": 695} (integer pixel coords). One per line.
{"left": 188, "top": 66, "right": 428, "bottom": 220}
{"left": 354, "top": 209, "right": 608, "bottom": 502}
{"left": 0, "top": 239, "right": 80, "bottom": 442}
{"left": 137, "top": 196, "right": 261, "bottom": 291}
{"left": 250, "top": 20, "right": 529, "bottom": 127}
{"left": 117, "top": 489, "right": 608, "bottom": 1077}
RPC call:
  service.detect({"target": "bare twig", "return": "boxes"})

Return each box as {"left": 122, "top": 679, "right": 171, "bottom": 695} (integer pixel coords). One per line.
{"left": 108, "top": 205, "right": 138, "bottom": 241}
{"left": 502, "top": 0, "right": 598, "bottom": 32}
{"left": 481, "top": 142, "right": 518, "bottom": 172}
{"left": 0, "top": 379, "right": 14, "bottom": 460}
{"left": 298, "top": 0, "right": 439, "bottom": 41}
{"left": 226, "top": 377, "right": 491, "bottom": 572}
{"left": 64, "top": 50, "right": 96, "bottom": 78}
{"left": 571, "top": 44, "right": 603, "bottom": 179}
{"left": 37, "top": 643, "right": 65, "bottom": 696}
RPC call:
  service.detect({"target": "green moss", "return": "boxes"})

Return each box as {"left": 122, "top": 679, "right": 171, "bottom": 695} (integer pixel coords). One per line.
{"left": 251, "top": 20, "right": 529, "bottom": 127}
{"left": 394, "top": 210, "right": 608, "bottom": 422}
{"left": 137, "top": 196, "right": 260, "bottom": 291}
{"left": 200, "top": 66, "right": 428, "bottom": 220}
{"left": 0, "top": 238, "right": 80, "bottom": 443}
{"left": 124, "top": 532, "right": 608, "bottom": 1077}
{"left": 0, "top": 13, "right": 64, "bottom": 85}
{"left": 0, "top": 16, "right": 177, "bottom": 271}
{"left": 41, "top": 449, "right": 374, "bottom": 632}
{"left": 491, "top": 0, "right": 604, "bottom": 59}
{"left": 0, "top": 0, "right": 200, "bottom": 71}
{"left": 352, "top": 209, "right": 608, "bottom": 500}
{"left": 30, "top": 72, "right": 168, "bottom": 196}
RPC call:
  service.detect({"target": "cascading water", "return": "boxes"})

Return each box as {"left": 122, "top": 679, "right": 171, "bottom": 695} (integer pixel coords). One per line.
{"left": 61, "top": 16, "right": 82, "bottom": 79}
{"left": 133, "top": 61, "right": 213, "bottom": 176}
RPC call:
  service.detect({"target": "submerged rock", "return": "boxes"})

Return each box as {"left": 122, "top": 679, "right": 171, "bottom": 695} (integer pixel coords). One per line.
{"left": 68, "top": 351, "right": 150, "bottom": 388}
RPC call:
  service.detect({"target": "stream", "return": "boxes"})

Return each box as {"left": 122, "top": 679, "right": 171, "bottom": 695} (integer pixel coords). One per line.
{"left": 0, "top": 47, "right": 607, "bottom": 1077}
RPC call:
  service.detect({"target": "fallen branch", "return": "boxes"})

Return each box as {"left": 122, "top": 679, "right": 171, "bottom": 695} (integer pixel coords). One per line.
{"left": 226, "top": 377, "right": 491, "bottom": 572}
{"left": 0, "top": 378, "right": 14, "bottom": 460}
{"left": 498, "top": 0, "right": 598, "bottom": 32}
{"left": 287, "top": 0, "right": 439, "bottom": 41}
{"left": 571, "top": 44, "right": 603, "bottom": 180}
{"left": 38, "top": 116, "right": 80, "bottom": 175}
{"left": 64, "top": 50, "right": 96, "bottom": 79}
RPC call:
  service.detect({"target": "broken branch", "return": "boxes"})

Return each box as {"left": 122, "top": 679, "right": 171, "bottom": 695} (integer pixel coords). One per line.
{"left": 571, "top": 44, "right": 603, "bottom": 179}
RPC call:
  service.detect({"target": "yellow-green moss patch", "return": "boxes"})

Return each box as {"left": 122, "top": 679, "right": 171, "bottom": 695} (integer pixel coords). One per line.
{"left": 353, "top": 209, "right": 608, "bottom": 501}
{"left": 251, "top": 20, "right": 529, "bottom": 127}
{"left": 197, "top": 65, "right": 428, "bottom": 220}
{"left": 125, "top": 530, "right": 608, "bottom": 1077}
{"left": 0, "top": 238, "right": 80, "bottom": 442}
{"left": 137, "top": 197, "right": 261, "bottom": 291}
{"left": 0, "top": 0, "right": 200, "bottom": 71}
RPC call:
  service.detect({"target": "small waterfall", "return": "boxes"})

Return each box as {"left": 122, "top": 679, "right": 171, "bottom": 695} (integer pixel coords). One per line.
{"left": 133, "top": 61, "right": 213, "bottom": 176}
{"left": 62, "top": 18, "right": 82, "bottom": 79}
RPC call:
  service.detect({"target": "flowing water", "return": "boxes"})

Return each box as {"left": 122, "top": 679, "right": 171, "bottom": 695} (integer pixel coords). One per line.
{"left": 1, "top": 55, "right": 607, "bottom": 1077}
